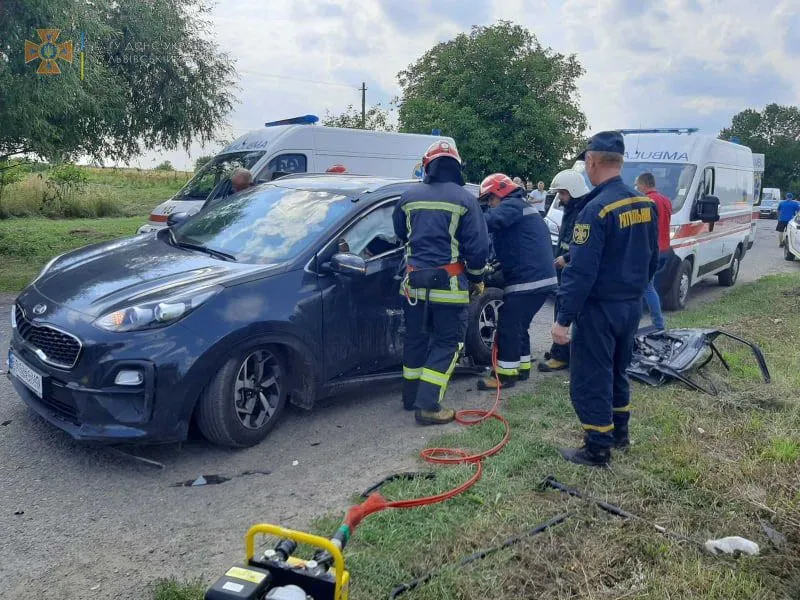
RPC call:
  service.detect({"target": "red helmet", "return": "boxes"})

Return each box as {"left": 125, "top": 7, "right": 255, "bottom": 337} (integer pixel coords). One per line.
{"left": 422, "top": 140, "right": 461, "bottom": 169}
{"left": 326, "top": 164, "right": 347, "bottom": 173}
{"left": 478, "top": 173, "right": 519, "bottom": 201}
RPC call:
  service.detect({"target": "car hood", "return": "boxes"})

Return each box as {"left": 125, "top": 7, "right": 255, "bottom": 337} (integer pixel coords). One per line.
{"left": 31, "top": 234, "right": 278, "bottom": 317}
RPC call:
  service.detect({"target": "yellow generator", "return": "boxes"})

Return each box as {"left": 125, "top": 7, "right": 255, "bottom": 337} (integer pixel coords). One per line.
{"left": 206, "top": 524, "right": 350, "bottom": 600}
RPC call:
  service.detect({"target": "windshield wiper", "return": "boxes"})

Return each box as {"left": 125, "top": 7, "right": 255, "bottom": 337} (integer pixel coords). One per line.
{"left": 172, "top": 237, "right": 237, "bottom": 262}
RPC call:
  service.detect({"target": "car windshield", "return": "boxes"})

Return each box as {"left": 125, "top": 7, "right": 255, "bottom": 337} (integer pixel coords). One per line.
{"left": 621, "top": 162, "right": 698, "bottom": 213}
{"left": 173, "top": 151, "right": 266, "bottom": 201}
{"left": 172, "top": 185, "right": 351, "bottom": 263}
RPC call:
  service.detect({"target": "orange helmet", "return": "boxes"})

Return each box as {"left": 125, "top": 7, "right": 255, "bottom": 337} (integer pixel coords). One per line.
{"left": 326, "top": 164, "right": 347, "bottom": 173}
{"left": 478, "top": 173, "right": 519, "bottom": 201}
{"left": 422, "top": 140, "right": 461, "bottom": 169}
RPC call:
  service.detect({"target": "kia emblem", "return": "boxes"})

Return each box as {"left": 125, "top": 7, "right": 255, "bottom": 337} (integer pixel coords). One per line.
{"left": 32, "top": 304, "right": 47, "bottom": 316}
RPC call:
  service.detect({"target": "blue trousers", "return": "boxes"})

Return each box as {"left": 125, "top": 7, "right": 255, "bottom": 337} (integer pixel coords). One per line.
{"left": 402, "top": 302, "right": 467, "bottom": 412}
{"left": 643, "top": 254, "right": 668, "bottom": 330}
{"left": 570, "top": 299, "right": 642, "bottom": 449}
{"left": 496, "top": 291, "right": 549, "bottom": 376}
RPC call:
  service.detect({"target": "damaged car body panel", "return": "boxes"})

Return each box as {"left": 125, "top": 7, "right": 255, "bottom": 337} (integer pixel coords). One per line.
{"left": 627, "top": 328, "right": 771, "bottom": 395}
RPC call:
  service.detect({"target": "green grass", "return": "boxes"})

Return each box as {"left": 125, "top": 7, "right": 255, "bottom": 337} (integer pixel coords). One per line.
{"left": 151, "top": 578, "right": 207, "bottom": 600}
{"left": 0, "top": 217, "right": 143, "bottom": 291}
{"left": 0, "top": 166, "right": 191, "bottom": 219}
{"left": 157, "top": 274, "right": 800, "bottom": 600}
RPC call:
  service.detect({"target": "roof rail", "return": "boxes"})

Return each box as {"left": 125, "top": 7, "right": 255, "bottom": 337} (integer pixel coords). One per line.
{"left": 618, "top": 128, "right": 699, "bottom": 135}
{"left": 264, "top": 115, "right": 319, "bottom": 127}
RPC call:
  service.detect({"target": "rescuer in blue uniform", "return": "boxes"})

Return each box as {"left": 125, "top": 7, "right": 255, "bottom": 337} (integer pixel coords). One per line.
{"left": 476, "top": 173, "right": 557, "bottom": 389}
{"left": 552, "top": 131, "right": 659, "bottom": 467}
{"left": 393, "top": 141, "right": 490, "bottom": 425}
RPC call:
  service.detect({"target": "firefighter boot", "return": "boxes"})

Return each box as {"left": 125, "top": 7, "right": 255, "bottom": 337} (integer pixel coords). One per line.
{"left": 538, "top": 358, "right": 569, "bottom": 372}
{"left": 558, "top": 443, "right": 611, "bottom": 468}
{"left": 613, "top": 427, "right": 630, "bottom": 451}
{"left": 415, "top": 407, "right": 456, "bottom": 425}
{"left": 476, "top": 372, "right": 516, "bottom": 390}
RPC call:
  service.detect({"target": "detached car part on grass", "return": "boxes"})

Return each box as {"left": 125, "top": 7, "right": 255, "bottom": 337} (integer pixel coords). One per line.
{"left": 627, "top": 328, "right": 770, "bottom": 395}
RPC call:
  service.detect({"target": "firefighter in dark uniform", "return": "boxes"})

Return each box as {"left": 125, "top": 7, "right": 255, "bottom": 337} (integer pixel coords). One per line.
{"left": 553, "top": 131, "right": 659, "bottom": 467}
{"left": 539, "top": 169, "right": 590, "bottom": 373}
{"left": 393, "top": 141, "right": 490, "bottom": 425}
{"left": 476, "top": 173, "right": 557, "bottom": 389}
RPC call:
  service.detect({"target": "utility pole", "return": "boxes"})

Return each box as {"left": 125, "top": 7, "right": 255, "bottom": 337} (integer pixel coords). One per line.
{"left": 360, "top": 82, "right": 367, "bottom": 129}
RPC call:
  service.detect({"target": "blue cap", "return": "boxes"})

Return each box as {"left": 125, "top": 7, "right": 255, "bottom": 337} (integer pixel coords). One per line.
{"left": 576, "top": 130, "right": 625, "bottom": 160}
{"left": 788, "top": 192, "right": 795, "bottom": 200}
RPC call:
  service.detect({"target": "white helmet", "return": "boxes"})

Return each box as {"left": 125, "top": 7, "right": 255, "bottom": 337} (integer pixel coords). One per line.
{"left": 549, "top": 169, "right": 589, "bottom": 198}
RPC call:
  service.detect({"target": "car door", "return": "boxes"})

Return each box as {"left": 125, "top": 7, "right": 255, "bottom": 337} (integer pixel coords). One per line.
{"left": 317, "top": 199, "right": 405, "bottom": 381}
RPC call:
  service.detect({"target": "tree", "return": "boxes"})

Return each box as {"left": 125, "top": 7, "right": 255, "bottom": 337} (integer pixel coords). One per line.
{"left": 154, "top": 160, "right": 174, "bottom": 171}
{"left": 396, "top": 21, "right": 587, "bottom": 183}
{"left": 0, "top": 0, "right": 236, "bottom": 163}
{"left": 194, "top": 155, "right": 213, "bottom": 171}
{"left": 720, "top": 104, "right": 800, "bottom": 191}
{"left": 322, "top": 103, "right": 396, "bottom": 131}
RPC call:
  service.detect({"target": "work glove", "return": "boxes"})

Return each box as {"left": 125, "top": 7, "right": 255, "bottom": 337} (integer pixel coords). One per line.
{"left": 470, "top": 281, "right": 485, "bottom": 297}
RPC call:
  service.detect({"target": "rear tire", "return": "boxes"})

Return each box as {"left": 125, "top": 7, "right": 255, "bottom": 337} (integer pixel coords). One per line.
{"left": 662, "top": 259, "right": 692, "bottom": 311}
{"left": 785, "top": 243, "right": 795, "bottom": 261}
{"left": 196, "top": 344, "right": 287, "bottom": 447}
{"left": 465, "top": 287, "right": 504, "bottom": 366}
{"left": 718, "top": 247, "right": 741, "bottom": 287}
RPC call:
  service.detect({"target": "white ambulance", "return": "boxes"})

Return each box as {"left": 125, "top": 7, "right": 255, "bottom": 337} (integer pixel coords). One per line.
{"left": 618, "top": 128, "right": 756, "bottom": 310}
{"left": 136, "top": 115, "right": 456, "bottom": 233}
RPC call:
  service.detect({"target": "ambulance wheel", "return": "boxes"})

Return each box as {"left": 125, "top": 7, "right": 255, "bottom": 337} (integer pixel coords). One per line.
{"left": 663, "top": 260, "right": 692, "bottom": 311}
{"left": 196, "top": 344, "right": 287, "bottom": 447}
{"left": 785, "top": 243, "right": 795, "bottom": 261}
{"left": 718, "top": 247, "right": 741, "bottom": 287}
{"left": 466, "top": 287, "right": 504, "bottom": 366}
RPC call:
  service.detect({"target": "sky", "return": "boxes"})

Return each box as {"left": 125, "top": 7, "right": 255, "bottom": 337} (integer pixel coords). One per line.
{"left": 126, "top": 0, "right": 800, "bottom": 171}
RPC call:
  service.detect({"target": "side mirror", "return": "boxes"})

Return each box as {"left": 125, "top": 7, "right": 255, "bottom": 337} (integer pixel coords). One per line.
{"left": 167, "top": 212, "right": 190, "bottom": 227}
{"left": 695, "top": 195, "right": 720, "bottom": 231}
{"left": 323, "top": 253, "right": 366, "bottom": 276}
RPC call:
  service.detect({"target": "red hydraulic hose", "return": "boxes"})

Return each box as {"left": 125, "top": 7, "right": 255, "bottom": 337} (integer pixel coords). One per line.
{"left": 343, "top": 340, "right": 511, "bottom": 531}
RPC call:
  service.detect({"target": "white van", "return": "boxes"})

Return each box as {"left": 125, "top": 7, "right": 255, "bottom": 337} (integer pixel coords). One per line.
{"left": 620, "top": 129, "right": 756, "bottom": 310}
{"left": 136, "top": 115, "right": 456, "bottom": 233}
{"left": 546, "top": 128, "right": 755, "bottom": 310}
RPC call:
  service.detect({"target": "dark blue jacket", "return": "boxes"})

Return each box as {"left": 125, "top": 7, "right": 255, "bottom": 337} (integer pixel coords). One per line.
{"left": 484, "top": 189, "right": 557, "bottom": 294}
{"left": 393, "top": 179, "right": 489, "bottom": 304}
{"left": 556, "top": 194, "right": 590, "bottom": 262}
{"left": 556, "top": 176, "right": 658, "bottom": 325}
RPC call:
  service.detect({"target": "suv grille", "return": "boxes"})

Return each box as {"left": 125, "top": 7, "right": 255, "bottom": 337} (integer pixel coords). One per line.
{"left": 15, "top": 305, "right": 82, "bottom": 369}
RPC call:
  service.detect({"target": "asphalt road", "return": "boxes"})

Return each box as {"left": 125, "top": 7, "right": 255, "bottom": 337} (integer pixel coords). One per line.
{"left": 1, "top": 218, "right": 796, "bottom": 599}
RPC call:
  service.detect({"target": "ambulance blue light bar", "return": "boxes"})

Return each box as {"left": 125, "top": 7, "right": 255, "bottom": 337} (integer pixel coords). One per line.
{"left": 264, "top": 115, "right": 319, "bottom": 127}
{"left": 618, "top": 128, "right": 699, "bottom": 135}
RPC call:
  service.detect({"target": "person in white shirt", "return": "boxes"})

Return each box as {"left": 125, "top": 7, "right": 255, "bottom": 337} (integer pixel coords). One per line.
{"left": 528, "top": 180, "right": 547, "bottom": 214}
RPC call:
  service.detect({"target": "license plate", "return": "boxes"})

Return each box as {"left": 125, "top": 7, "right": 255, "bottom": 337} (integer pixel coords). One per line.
{"left": 8, "top": 351, "right": 43, "bottom": 398}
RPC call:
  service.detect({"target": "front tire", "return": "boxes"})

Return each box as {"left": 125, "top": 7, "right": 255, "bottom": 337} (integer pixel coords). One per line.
{"left": 465, "top": 287, "right": 504, "bottom": 366}
{"left": 718, "top": 247, "right": 741, "bottom": 287}
{"left": 785, "top": 243, "right": 796, "bottom": 261}
{"left": 662, "top": 259, "right": 692, "bottom": 311}
{"left": 196, "top": 344, "right": 287, "bottom": 447}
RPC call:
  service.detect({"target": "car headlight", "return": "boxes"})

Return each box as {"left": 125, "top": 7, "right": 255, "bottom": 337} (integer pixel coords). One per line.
{"left": 10, "top": 305, "right": 16, "bottom": 329}
{"left": 94, "top": 285, "right": 222, "bottom": 332}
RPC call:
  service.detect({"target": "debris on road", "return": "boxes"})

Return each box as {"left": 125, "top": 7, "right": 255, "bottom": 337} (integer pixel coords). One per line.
{"left": 1, "top": 420, "right": 11, "bottom": 426}
{"left": 758, "top": 517, "right": 787, "bottom": 550}
{"left": 627, "top": 328, "right": 771, "bottom": 395}
{"left": 108, "top": 447, "right": 165, "bottom": 470}
{"left": 292, "top": 460, "right": 299, "bottom": 466}
{"left": 171, "top": 470, "right": 271, "bottom": 488}
{"left": 704, "top": 536, "right": 760, "bottom": 556}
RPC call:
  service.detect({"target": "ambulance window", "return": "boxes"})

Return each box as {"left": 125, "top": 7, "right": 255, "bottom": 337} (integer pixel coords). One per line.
{"left": 702, "top": 167, "right": 715, "bottom": 196}
{"left": 266, "top": 154, "right": 307, "bottom": 178}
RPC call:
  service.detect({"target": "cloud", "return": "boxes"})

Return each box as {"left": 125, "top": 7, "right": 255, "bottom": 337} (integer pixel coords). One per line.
{"left": 125, "top": 0, "right": 800, "bottom": 172}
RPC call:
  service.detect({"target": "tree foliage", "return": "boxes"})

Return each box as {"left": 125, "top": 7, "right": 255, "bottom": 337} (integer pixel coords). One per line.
{"left": 0, "top": 0, "right": 237, "bottom": 163}
{"left": 322, "top": 103, "right": 396, "bottom": 131}
{"left": 720, "top": 104, "right": 800, "bottom": 191}
{"left": 397, "top": 21, "right": 587, "bottom": 182}
{"left": 154, "top": 160, "right": 174, "bottom": 171}
{"left": 194, "top": 155, "right": 213, "bottom": 171}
